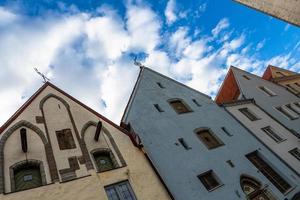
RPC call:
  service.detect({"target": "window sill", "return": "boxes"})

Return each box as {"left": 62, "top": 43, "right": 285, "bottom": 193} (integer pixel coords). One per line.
{"left": 207, "top": 184, "right": 224, "bottom": 192}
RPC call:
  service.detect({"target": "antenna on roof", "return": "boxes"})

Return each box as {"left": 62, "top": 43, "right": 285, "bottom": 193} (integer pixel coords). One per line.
{"left": 133, "top": 56, "right": 144, "bottom": 68}
{"left": 34, "top": 67, "right": 50, "bottom": 83}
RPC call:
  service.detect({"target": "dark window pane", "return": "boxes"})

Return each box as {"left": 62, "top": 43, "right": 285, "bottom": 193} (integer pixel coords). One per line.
{"left": 94, "top": 152, "right": 115, "bottom": 172}
{"left": 261, "top": 126, "right": 284, "bottom": 143}
{"left": 198, "top": 170, "right": 221, "bottom": 191}
{"left": 105, "top": 181, "right": 136, "bottom": 200}
{"left": 169, "top": 100, "right": 192, "bottom": 114}
{"left": 239, "top": 108, "right": 259, "bottom": 121}
{"left": 197, "top": 130, "right": 223, "bottom": 149}
{"left": 14, "top": 165, "right": 42, "bottom": 191}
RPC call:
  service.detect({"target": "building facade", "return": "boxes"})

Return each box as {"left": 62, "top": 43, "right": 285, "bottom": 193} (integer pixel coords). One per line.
{"left": 0, "top": 82, "right": 171, "bottom": 200}
{"left": 122, "top": 67, "right": 300, "bottom": 200}
{"left": 234, "top": 0, "right": 300, "bottom": 27}
{"left": 262, "top": 65, "right": 300, "bottom": 97}
{"left": 222, "top": 99, "right": 300, "bottom": 177}
{"left": 216, "top": 66, "right": 300, "bottom": 136}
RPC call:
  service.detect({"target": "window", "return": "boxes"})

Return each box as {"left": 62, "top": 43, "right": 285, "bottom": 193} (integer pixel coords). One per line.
{"left": 239, "top": 108, "right": 260, "bottom": 121}
{"left": 56, "top": 129, "right": 76, "bottom": 150}
{"left": 295, "top": 102, "right": 300, "bottom": 109}
{"left": 295, "top": 82, "right": 300, "bottom": 87}
{"left": 192, "top": 99, "right": 201, "bottom": 107}
{"left": 258, "top": 86, "right": 276, "bottom": 97}
{"left": 289, "top": 148, "right": 300, "bottom": 161}
{"left": 156, "top": 82, "right": 165, "bottom": 88}
{"left": 286, "top": 103, "right": 300, "bottom": 115}
{"left": 105, "top": 181, "right": 137, "bottom": 200}
{"left": 246, "top": 151, "right": 291, "bottom": 193}
{"left": 286, "top": 84, "right": 298, "bottom": 93}
{"left": 93, "top": 151, "right": 116, "bottom": 172}
{"left": 276, "top": 106, "right": 298, "bottom": 120}
{"left": 178, "top": 138, "right": 191, "bottom": 150}
{"left": 261, "top": 126, "right": 284, "bottom": 143}
{"left": 198, "top": 170, "right": 222, "bottom": 191}
{"left": 14, "top": 164, "right": 42, "bottom": 191}
{"left": 196, "top": 129, "right": 223, "bottom": 149}
{"left": 154, "top": 104, "right": 164, "bottom": 112}
{"left": 243, "top": 75, "right": 250, "bottom": 80}
{"left": 169, "top": 99, "right": 192, "bottom": 114}
{"left": 221, "top": 127, "right": 233, "bottom": 137}
{"left": 276, "top": 71, "right": 285, "bottom": 77}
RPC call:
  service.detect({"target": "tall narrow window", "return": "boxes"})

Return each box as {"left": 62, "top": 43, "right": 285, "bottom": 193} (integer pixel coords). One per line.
{"left": 261, "top": 126, "right": 284, "bottom": 143}
{"left": 198, "top": 170, "right": 222, "bottom": 191}
{"left": 157, "top": 82, "right": 165, "bottom": 88}
{"left": 289, "top": 148, "right": 300, "bottom": 161}
{"left": 246, "top": 151, "right": 291, "bottom": 193}
{"left": 192, "top": 99, "right": 201, "bottom": 107}
{"left": 105, "top": 181, "right": 137, "bottom": 200}
{"left": 276, "top": 106, "right": 298, "bottom": 120}
{"left": 239, "top": 108, "right": 260, "bottom": 121}
{"left": 56, "top": 129, "right": 76, "bottom": 150}
{"left": 258, "top": 86, "right": 276, "bottom": 97}
{"left": 178, "top": 138, "right": 191, "bottom": 150}
{"left": 196, "top": 129, "right": 223, "bottom": 149}
{"left": 154, "top": 104, "right": 164, "bottom": 112}
{"left": 169, "top": 99, "right": 192, "bottom": 114}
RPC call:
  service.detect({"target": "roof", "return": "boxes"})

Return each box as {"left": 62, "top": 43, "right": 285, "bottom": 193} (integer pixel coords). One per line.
{"left": 120, "top": 66, "right": 212, "bottom": 122}
{"left": 262, "top": 65, "right": 299, "bottom": 81}
{"left": 0, "top": 82, "right": 129, "bottom": 136}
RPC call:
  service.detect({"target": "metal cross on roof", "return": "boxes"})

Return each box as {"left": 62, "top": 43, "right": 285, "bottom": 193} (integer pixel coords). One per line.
{"left": 34, "top": 67, "right": 50, "bottom": 83}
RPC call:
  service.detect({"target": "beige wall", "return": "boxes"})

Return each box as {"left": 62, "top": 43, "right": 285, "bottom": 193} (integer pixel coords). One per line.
{"left": 0, "top": 85, "right": 171, "bottom": 200}
{"left": 225, "top": 102, "right": 300, "bottom": 175}
{"left": 234, "top": 0, "right": 300, "bottom": 26}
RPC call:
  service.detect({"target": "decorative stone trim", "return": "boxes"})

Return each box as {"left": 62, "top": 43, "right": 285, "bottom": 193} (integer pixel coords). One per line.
{"left": 0, "top": 120, "right": 49, "bottom": 194}
{"left": 39, "top": 93, "right": 93, "bottom": 174}
{"left": 81, "top": 121, "right": 126, "bottom": 167}
{"left": 9, "top": 159, "right": 47, "bottom": 192}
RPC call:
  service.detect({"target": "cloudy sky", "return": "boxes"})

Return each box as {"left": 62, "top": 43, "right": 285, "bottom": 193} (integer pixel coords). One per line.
{"left": 0, "top": 0, "right": 299, "bottom": 125}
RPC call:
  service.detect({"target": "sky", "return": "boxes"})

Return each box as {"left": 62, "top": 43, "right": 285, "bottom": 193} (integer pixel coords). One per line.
{"left": 0, "top": 0, "right": 299, "bottom": 125}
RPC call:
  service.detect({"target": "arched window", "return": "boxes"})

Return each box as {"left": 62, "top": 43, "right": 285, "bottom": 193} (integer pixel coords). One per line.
{"left": 92, "top": 149, "right": 118, "bottom": 172}
{"left": 240, "top": 175, "right": 274, "bottom": 200}
{"left": 12, "top": 162, "right": 43, "bottom": 191}
{"left": 168, "top": 99, "right": 192, "bottom": 114}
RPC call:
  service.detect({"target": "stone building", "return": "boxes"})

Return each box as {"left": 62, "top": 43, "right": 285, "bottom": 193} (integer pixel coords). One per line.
{"left": 121, "top": 66, "right": 300, "bottom": 200}
{"left": 234, "top": 0, "right": 300, "bottom": 27}
{"left": 222, "top": 99, "right": 300, "bottom": 177}
{"left": 0, "top": 82, "right": 172, "bottom": 200}
{"left": 262, "top": 65, "right": 300, "bottom": 97}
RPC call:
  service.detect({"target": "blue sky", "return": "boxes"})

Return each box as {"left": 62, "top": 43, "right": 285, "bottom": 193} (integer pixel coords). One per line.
{"left": 0, "top": 0, "right": 299, "bottom": 125}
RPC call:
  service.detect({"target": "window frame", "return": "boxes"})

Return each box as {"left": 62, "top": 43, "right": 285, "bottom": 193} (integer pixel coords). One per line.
{"left": 275, "top": 106, "right": 298, "bottom": 120}
{"left": 198, "top": 170, "right": 223, "bottom": 191}
{"left": 105, "top": 180, "right": 137, "bottom": 200}
{"left": 168, "top": 99, "right": 193, "bottom": 114}
{"left": 261, "top": 126, "right": 285, "bottom": 143}
{"left": 195, "top": 128, "right": 224, "bottom": 150}
{"left": 91, "top": 148, "right": 119, "bottom": 173}
{"left": 289, "top": 148, "right": 300, "bottom": 161}
{"left": 238, "top": 108, "right": 260, "bottom": 121}
{"left": 56, "top": 128, "right": 76, "bottom": 150}
{"left": 258, "top": 86, "right": 277, "bottom": 97}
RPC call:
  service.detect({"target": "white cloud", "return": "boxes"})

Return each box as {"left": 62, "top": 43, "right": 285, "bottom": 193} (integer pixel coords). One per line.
{"left": 212, "top": 18, "right": 229, "bottom": 37}
{"left": 169, "top": 27, "right": 190, "bottom": 57}
{"left": 165, "top": 0, "right": 177, "bottom": 25}
{"left": 256, "top": 39, "right": 266, "bottom": 51}
{"left": 0, "top": 7, "right": 18, "bottom": 25}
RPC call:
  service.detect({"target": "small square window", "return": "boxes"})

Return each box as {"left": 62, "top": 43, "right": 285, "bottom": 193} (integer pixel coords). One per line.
{"left": 198, "top": 170, "right": 222, "bottom": 191}
{"left": 169, "top": 99, "right": 192, "bottom": 114}
{"left": 56, "top": 129, "right": 76, "bottom": 150}
{"left": 196, "top": 129, "right": 223, "bottom": 149}
{"left": 289, "top": 148, "right": 300, "bottom": 161}
{"left": 238, "top": 108, "right": 260, "bottom": 121}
